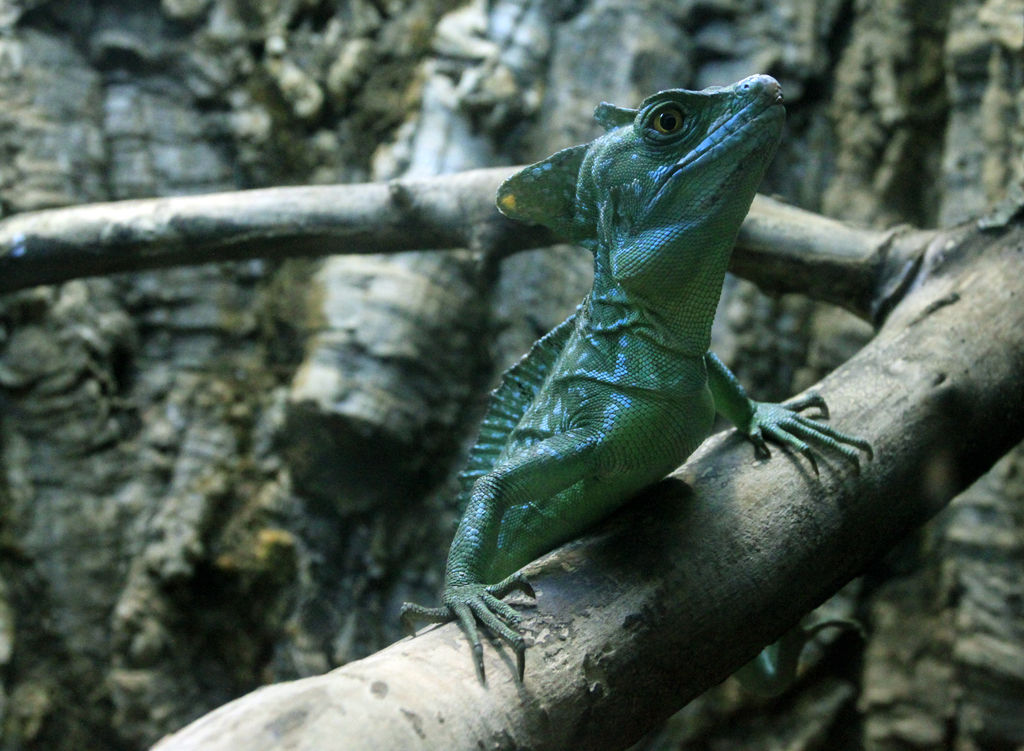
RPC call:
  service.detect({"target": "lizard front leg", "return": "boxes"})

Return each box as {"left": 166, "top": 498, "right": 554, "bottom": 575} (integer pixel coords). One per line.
{"left": 705, "top": 351, "right": 872, "bottom": 472}
{"left": 705, "top": 350, "right": 870, "bottom": 694}
{"left": 401, "top": 432, "right": 604, "bottom": 682}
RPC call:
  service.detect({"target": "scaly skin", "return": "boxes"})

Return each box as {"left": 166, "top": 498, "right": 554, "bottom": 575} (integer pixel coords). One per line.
{"left": 401, "top": 75, "right": 871, "bottom": 683}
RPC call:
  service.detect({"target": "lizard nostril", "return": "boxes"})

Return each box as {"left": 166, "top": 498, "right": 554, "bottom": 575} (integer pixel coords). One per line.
{"left": 737, "top": 74, "right": 782, "bottom": 102}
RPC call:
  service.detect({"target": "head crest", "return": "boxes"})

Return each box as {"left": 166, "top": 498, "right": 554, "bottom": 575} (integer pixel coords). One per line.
{"left": 496, "top": 144, "right": 589, "bottom": 240}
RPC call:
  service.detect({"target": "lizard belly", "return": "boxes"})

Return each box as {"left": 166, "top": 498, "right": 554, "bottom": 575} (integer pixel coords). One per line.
{"left": 484, "top": 382, "right": 715, "bottom": 582}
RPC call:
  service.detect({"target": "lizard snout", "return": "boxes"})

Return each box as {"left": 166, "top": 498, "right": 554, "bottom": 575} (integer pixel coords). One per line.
{"left": 737, "top": 74, "right": 783, "bottom": 106}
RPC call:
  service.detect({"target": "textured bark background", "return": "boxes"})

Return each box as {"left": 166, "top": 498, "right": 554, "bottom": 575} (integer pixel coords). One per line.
{"left": 0, "top": 1, "right": 1020, "bottom": 750}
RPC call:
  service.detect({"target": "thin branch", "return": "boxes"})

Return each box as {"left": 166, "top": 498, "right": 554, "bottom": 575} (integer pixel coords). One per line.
{"left": 0, "top": 170, "right": 936, "bottom": 321}
{"left": 151, "top": 220, "right": 1024, "bottom": 751}
{"left": 0, "top": 169, "right": 543, "bottom": 293}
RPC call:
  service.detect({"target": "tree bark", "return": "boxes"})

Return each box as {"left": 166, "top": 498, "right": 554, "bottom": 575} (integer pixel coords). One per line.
{"left": 152, "top": 218, "right": 1024, "bottom": 751}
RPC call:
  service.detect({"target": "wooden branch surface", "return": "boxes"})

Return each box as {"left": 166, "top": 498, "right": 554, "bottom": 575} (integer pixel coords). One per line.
{"left": 152, "top": 223, "right": 1024, "bottom": 750}
{"left": 0, "top": 169, "right": 928, "bottom": 321}
{"left": 0, "top": 169, "right": 546, "bottom": 293}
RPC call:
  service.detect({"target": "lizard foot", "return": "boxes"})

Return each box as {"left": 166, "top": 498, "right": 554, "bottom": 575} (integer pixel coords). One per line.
{"left": 400, "top": 571, "right": 535, "bottom": 682}
{"left": 744, "top": 393, "right": 872, "bottom": 474}
{"left": 735, "top": 616, "right": 865, "bottom": 697}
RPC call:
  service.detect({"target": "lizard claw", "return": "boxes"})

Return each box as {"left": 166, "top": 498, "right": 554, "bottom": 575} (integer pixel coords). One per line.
{"left": 783, "top": 391, "right": 829, "bottom": 418}
{"left": 515, "top": 637, "right": 526, "bottom": 681}
{"left": 401, "top": 574, "right": 534, "bottom": 683}
{"left": 487, "top": 570, "right": 535, "bottom": 600}
{"left": 746, "top": 397, "right": 871, "bottom": 471}
{"left": 399, "top": 602, "right": 453, "bottom": 635}
{"left": 798, "top": 444, "right": 820, "bottom": 476}
{"left": 749, "top": 429, "right": 772, "bottom": 460}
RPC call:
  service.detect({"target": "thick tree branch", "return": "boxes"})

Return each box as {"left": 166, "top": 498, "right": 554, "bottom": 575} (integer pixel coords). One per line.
{"left": 0, "top": 169, "right": 934, "bottom": 321}
{"left": 152, "top": 221, "right": 1024, "bottom": 751}
{"left": 736, "top": 195, "right": 936, "bottom": 323}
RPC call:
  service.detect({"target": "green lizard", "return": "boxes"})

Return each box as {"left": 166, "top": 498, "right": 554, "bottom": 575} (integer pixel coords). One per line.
{"left": 401, "top": 75, "right": 870, "bottom": 683}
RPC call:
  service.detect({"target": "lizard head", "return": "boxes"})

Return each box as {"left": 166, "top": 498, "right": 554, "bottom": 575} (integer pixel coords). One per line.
{"left": 497, "top": 75, "right": 784, "bottom": 251}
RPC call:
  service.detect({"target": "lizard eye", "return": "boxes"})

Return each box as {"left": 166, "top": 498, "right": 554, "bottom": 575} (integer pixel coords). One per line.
{"left": 648, "top": 106, "right": 685, "bottom": 135}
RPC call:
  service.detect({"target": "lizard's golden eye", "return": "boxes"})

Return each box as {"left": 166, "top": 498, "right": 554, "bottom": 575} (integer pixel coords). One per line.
{"left": 648, "top": 106, "right": 685, "bottom": 134}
